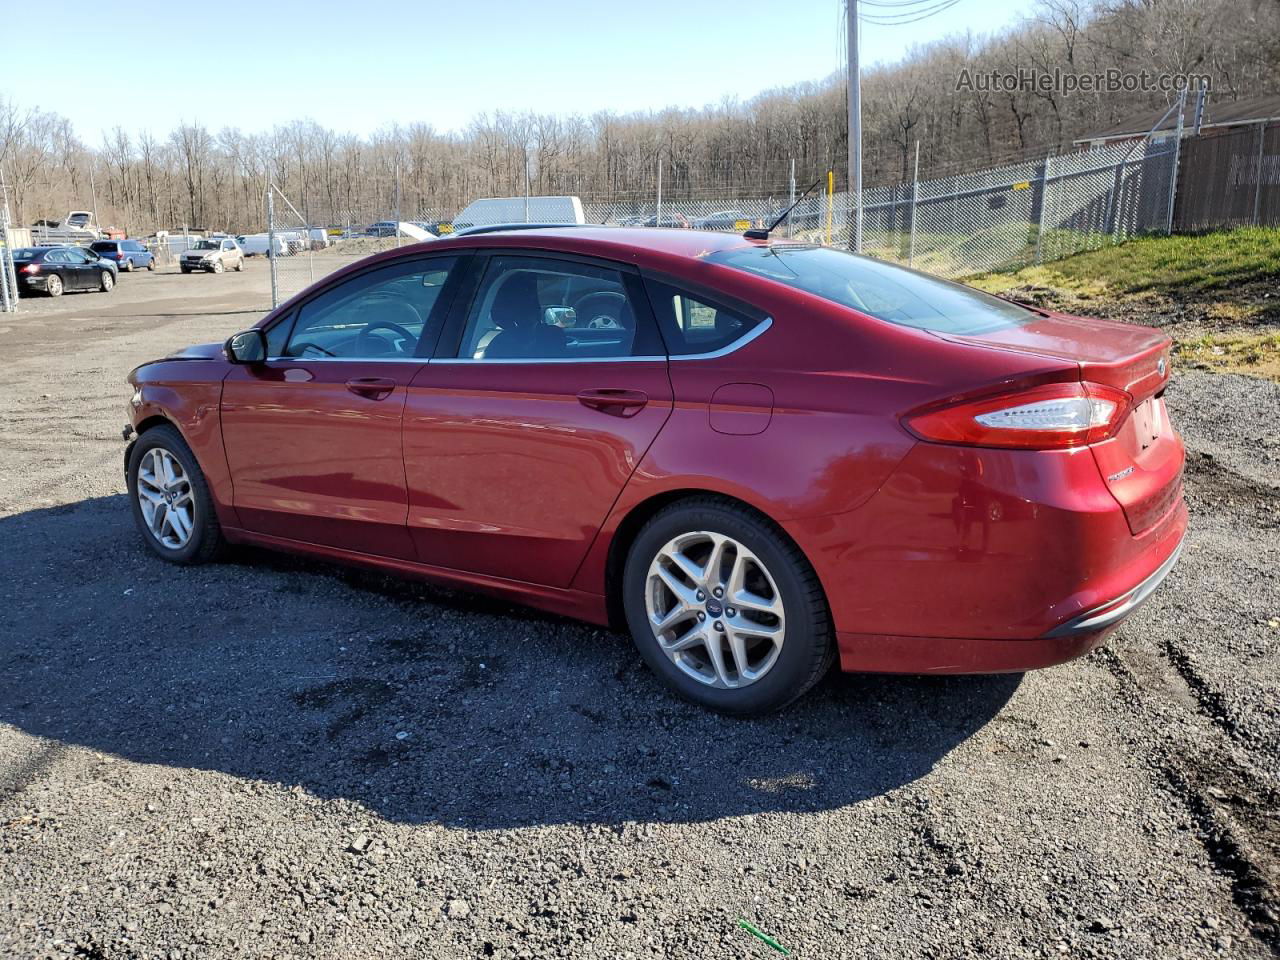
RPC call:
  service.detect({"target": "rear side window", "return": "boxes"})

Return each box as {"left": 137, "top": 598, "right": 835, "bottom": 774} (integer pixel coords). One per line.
{"left": 643, "top": 279, "right": 762, "bottom": 356}
{"left": 707, "top": 245, "right": 1033, "bottom": 336}
{"left": 456, "top": 256, "right": 661, "bottom": 361}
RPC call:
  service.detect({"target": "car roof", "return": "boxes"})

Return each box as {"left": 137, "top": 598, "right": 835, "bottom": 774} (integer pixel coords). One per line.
{"left": 431, "top": 225, "right": 763, "bottom": 260}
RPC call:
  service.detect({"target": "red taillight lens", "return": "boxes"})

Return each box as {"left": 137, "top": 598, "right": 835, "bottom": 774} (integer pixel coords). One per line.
{"left": 905, "top": 382, "right": 1132, "bottom": 449}
{"left": 21, "top": 263, "right": 39, "bottom": 274}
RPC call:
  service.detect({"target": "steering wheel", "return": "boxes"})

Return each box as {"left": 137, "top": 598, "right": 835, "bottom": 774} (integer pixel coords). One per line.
{"left": 355, "top": 319, "right": 416, "bottom": 354}
{"left": 574, "top": 291, "right": 628, "bottom": 330}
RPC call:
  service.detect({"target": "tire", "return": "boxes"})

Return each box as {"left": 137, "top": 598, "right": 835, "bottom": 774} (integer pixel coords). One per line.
{"left": 212, "top": 260, "right": 224, "bottom": 274}
{"left": 621, "top": 496, "right": 833, "bottom": 715}
{"left": 99, "top": 270, "right": 114, "bottom": 292}
{"left": 124, "top": 258, "right": 134, "bottom": 272}
{"left": 180, "top": 266, "right": 191, "bottom": 274}
{"left": 45, "top": 273, "right": 63, "bottom": 297}
{"left": 234, "top": 257, "right": 243, "bottom": 272}
{"left": 146, "top": 258, "right": 156, "bottom": 271}
{"left": 127, "top": 424, "right": 223, "bottom": 565}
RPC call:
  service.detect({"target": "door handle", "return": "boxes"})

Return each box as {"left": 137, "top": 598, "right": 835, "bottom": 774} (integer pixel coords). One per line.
{"left": 577, "top": 388, "right": 649, "bottom": 417}
{"left": 346, "top": 377, "right": 397, "bottom": 400}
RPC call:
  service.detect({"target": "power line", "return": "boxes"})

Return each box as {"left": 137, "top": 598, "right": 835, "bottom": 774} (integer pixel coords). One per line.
{"left": 860, "top": 0, "right": 962, "bottom": 24}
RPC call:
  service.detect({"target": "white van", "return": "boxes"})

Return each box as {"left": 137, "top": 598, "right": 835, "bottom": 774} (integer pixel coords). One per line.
{"left": 447, "top": 196, "right": 586, "bottom": 231}
{"left": 237, "top": 234, "right": 290, "bottom": 257}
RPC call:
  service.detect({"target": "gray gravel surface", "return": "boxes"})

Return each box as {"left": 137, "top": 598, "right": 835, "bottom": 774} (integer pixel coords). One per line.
{"left": 0, "top": 267, "right": 1277, "bottom": 959}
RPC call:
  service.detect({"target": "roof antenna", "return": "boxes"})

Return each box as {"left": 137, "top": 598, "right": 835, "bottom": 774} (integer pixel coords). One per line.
{"left": 744, "top": 178, "right": 823, "bottom": 241}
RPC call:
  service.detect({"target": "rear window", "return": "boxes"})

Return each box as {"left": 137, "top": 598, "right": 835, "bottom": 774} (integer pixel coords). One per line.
{"left": 90, "top": 242, "right": 117, "bottom": 252}
{"left": 708, "top": 245, "right": 1033, "bottom": 336}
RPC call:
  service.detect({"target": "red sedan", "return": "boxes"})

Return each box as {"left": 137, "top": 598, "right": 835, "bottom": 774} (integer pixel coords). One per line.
{"left": 124, "top": 227, "right": 1186, "bottom": 714}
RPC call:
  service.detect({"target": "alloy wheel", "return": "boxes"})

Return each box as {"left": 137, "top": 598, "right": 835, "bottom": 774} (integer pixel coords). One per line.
{"left": 645, "top": 531, "right": 785, "bottom": 688}
{"left": 136, "top": 447, "right": 196, "bottom": 549}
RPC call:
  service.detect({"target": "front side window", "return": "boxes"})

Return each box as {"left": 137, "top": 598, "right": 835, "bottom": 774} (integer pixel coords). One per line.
{"left": 457, "top": 256, "right": 656, "bottom": 360}
{"left": 281, "top": 256, "right": 457, "bottom": 360}
{"left": 707, "top": 245, "right": 1033, "bottom": 336}
{"left": 643, "top": 279, "right": 762, "bottom": 356}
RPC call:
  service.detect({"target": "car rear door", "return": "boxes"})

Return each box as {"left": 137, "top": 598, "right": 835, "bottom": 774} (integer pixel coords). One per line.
{"left": 402, "top": 251, "right": 673, "bottom": 586}
{"left": 220, "top": 254, "right": 464, "bottom": 559}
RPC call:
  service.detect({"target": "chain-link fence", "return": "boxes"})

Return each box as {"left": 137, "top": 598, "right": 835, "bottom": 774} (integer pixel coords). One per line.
{"left": 0, "top": 191, "right": 19, "bottom": 314}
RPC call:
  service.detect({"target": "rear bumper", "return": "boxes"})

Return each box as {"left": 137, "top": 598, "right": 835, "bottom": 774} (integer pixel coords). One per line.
{"left": 835, "top": 519, "right": 1184, "bottom": 673}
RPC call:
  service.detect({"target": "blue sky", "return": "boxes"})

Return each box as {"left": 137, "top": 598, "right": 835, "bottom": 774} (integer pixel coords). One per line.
{"left": 7, "top": 0, "right": 1039, "bottom": 141}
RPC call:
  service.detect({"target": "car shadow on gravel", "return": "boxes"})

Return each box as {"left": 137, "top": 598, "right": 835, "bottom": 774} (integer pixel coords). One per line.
{"left": 0, "top": 496, "right": 1021, "bottom": 829}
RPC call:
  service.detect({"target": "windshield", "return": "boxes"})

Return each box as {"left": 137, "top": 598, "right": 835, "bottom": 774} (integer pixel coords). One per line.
{"left": 708, "top": 245, "right": 1034, "bottom": 335}
{"left": 193, "top": 240, "right": 219, "bottom": 250}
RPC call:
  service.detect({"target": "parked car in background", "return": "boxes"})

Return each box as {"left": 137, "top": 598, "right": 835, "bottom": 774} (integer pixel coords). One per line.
{"left": 237, "top": 234, "right": 290, "bottom": 258}
{"left": 692, "top": 210, "right": 752, "bottom": 231}
{"left": 179, "top": 238, "right": 244, "bottom": 274}
{"left": 11, "top": 246, "right": 116, "bottom": 296}
{"left": 643, "top": 212, "right": 690, "bottom": 228}
{"left": 122, "top": 226, "right": 1186, "bottom": 715}
{"left": 90, "top": 239, "right": 155, "bottom": 272}
{"left": 366, "top": 221, "right": 400, "bottom": 237}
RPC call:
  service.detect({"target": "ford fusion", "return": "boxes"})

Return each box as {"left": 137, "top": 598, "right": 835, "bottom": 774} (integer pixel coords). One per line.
{"left": 124, "top": 227, "right": 1185, "bottom": 714}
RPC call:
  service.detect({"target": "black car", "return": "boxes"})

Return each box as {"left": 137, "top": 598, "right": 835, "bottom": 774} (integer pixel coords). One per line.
{"left": 11, "top": 246, "right": 116, "bottom": 297}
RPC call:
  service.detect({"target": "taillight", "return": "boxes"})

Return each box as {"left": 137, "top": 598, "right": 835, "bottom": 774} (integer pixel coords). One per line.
{"left": 21, "top": 264, "right": 39, "bottom": 274}
{"left": 905, "top": 382, "right": 1132, "bottom": 449}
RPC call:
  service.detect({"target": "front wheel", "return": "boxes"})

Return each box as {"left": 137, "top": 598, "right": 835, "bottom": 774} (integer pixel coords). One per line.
{"left": 99, "top": 270, "right": 114, "bottom": 292}
{"left": 212, "top": 260, "right": 224, "bottom": 274}
{"left": 622, "top": 497, "right": 833, "bottom": 715}
{"left": 127, "top": 424, "right": 223, "bottom": 564}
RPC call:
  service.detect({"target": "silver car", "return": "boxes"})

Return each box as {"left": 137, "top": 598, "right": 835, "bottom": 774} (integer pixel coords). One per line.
{"left": 180, "top": 238, "right": 245, "bottom": 274}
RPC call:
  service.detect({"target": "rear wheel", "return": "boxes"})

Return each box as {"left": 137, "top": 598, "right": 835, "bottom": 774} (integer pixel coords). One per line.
{"left": 99, "top": 270, "right": 114, "bottom": 292}
{"left": 123, "top": 258, "right": 134, "bottom": 272}
{"left": 127, "top": 424, "right": 223, "bottom": 564}
{"left": 622, "top": 497, "right": 833, "bottom": 715}
{"left": 45, "top": 273, "right": 63, "bottom": 297}
{"left": 234, "top": 257, "right": 243, "bottom": 272}
{"left": 146, "top": 258, "right": 156, "bottom": 271}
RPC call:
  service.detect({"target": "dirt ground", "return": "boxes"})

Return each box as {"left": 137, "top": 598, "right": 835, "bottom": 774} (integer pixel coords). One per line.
{"left": 0, "top": 260, "right": 1277, "bottom": 959}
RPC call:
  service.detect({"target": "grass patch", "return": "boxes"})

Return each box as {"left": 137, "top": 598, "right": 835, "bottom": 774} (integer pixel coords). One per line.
{"left": 968, "top": 227, "right": 1280, "bottom": 297}
{"left": 1174, "top": 331, "right": 1280, "bottom": 380}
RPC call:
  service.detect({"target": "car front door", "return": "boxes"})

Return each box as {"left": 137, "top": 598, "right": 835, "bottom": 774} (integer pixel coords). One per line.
{"left": 56, "top": 249, "right": 90, "bottom": 289}
{"left": 402, "top": 252, "right": 674, "bottom": 586}
{"left": 220, "top": 254, "right": 463, "bottom": 559}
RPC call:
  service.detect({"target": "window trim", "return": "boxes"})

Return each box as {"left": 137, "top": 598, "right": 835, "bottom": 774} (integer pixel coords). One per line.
{"left": 434, "top": 250, "right": 663, "bottom": 364}
{"left": 261, "top": 252, "right": 469, "bottom": 362}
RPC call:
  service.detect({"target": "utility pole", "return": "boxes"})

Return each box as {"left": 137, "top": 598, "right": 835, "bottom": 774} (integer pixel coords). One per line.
{"left": 524, "top": 151, "right": 531, "bottom": 223}
{"left": 847, "top": 0, "right": 863, "bottom": 252}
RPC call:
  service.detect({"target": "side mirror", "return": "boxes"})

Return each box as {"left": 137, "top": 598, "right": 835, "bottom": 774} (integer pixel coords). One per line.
{"left": 225, "top": 328, "right": 268, "bottom": 364}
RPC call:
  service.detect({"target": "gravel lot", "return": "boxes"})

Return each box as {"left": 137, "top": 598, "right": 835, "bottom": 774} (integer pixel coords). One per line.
{"left": 0, "top": 261, "right": 1277, "bottom": 959}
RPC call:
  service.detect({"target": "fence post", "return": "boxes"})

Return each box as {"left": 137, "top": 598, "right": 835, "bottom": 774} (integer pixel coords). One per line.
{"left": 1034, "top": 155, "right": 1052, "bottom": 265}
{"left": 267, "top": 184, "right": 279, "bottom": 309}
{"left": 908, "top": 140, "right": 920, "bottom": 267}
{"left": 1164, "top": 90, "right": 1186, "bottom": 235}
{"left": 788, "top": 158, "right": 796, "bottom": 239}
{"left": 1253, "top": 119, "right": 1269, "bottom": 226}
{"left": 655, "top": 155, "right": 662, "bottom": 227}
